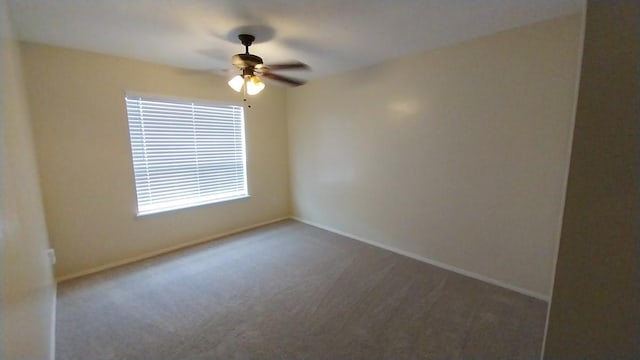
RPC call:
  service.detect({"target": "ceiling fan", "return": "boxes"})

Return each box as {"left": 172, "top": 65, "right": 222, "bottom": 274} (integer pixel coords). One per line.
{"left": 227, "top": 34, "right": 310, "bottom": 95}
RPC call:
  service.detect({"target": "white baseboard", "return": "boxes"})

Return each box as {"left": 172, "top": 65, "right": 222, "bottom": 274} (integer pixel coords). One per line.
{"left": 50, "top": 284, "right": 56, "bottom": 360}
{"left": 55, "top": 214, "right": 549, "bottom": 302}
{"left": 292, "top": 216, "right": 550, "bottom": 302}
{"left": 56, "top": 216, "right": 290, "bottom": 283}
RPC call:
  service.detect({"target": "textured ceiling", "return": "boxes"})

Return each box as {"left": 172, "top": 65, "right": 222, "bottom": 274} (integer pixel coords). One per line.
{"left": 8, "top": 0, "right": 584, "bottom": 80}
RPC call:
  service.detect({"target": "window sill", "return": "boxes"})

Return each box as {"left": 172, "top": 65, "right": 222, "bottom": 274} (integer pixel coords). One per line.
{"left": 135, "top": 194, "right": 251, "bottom": 217}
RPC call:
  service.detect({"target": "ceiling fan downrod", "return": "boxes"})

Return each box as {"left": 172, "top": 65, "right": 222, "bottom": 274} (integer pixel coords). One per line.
{"left": 238, "top": 34, "right": 255, "bottom": 54}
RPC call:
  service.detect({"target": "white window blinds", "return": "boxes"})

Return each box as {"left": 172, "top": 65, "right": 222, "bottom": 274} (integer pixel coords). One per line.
{"left": 125, "top": 95, "right": 248, "bottom": 215}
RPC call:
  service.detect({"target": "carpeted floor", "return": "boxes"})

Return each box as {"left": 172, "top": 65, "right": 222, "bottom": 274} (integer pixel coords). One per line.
{"left": 56, "top": 220, "right": 547, "bottom": 359}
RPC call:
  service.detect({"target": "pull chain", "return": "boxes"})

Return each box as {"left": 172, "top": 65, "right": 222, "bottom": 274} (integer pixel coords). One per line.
{"left": 243, "top": 78, "right": 252, "bottom": 108}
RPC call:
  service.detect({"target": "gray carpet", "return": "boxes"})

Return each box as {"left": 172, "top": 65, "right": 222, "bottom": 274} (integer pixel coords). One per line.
{"left": 56, "top": 220, "right": 547, "bottom": 359}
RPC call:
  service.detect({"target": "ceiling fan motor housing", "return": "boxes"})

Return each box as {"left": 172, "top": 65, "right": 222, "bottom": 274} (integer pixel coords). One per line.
{"left": 232, "top": 53, "right": 264, "bottom": 68}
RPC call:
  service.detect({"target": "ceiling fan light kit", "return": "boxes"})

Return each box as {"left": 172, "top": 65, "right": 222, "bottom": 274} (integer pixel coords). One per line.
{"left": 227, "top": 33, "right": 309, "bottom": 97}
{"left": 227, "top": 75, "right": 245, "bottom": 92}
{"left": 227, "top": 74, "right": 265, "bottom": 95}
{"left": 246, "top": 75, "right": 265, "bottom": 95}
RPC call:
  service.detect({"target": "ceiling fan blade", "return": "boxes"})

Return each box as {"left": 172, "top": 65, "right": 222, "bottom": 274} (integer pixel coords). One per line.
{"left": 179, "top": 68, "right": 231, "bottom": 77}
{"left": 259, "top": 61, "right": 310, "bottom": 71}
{"left": 261, "top": 72, "right": 306, "bottom": 87}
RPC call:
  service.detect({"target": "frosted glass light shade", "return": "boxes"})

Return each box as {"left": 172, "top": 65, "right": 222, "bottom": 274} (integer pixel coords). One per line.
{"left": 246, "top": 76, "right": 265, "bottom": 95}
{"left": 228, "top": 75, "right": 244, "bottom": 92}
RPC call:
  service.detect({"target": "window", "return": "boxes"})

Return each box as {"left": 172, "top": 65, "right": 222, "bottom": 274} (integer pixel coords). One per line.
{"left": 125, "top": 94, "right": 248, "bottom": 215}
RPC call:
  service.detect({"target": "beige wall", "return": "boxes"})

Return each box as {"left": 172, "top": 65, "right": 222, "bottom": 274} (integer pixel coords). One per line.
{"left": 0, "top": 0, "right": 55, "bottom": 358}
{"left": 20, "top": 43, "right": 291, "bottom": 278}
{"left": 544, "top": 1, "right": 639, "bottom": 358}
{"left": 288, "top": 15, "right": 582, "bottom": 298}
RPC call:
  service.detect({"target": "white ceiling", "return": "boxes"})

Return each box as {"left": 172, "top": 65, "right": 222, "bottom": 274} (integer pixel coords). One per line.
{"left": 8, "top": 0, "right": 583, "bottom": 80}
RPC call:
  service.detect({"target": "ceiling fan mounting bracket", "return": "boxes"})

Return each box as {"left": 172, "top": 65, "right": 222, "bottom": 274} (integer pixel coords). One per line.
{"left": 238, "top": 34, "right": 255, "bottom": 50}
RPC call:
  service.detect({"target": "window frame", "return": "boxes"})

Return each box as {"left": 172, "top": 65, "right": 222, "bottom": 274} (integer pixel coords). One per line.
{"left": 124, "top": 92, "right": 250, "bottom": 217}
